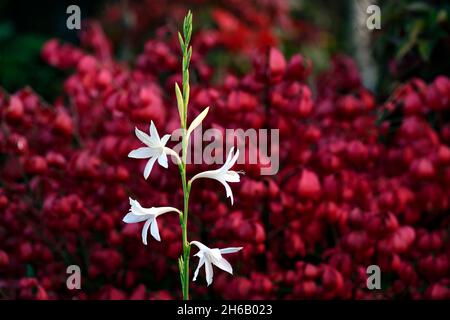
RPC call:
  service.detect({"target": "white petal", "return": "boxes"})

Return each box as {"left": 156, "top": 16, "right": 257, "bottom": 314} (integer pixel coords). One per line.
{"left": 141, "top": 219, "right": 152, "bottom": 245}
{"left": 223, "top": 148, "right": 239, "bottom": 172}
{"left": 129, "top": 198, "right": 154, "bottom": 215}
{"left": 160, "top": 134, "right": 171, "bottom": 146}
{"left": 152, "top": 206, "right": 182, "bottom": 217}
{"left": 135, "top": 127, "right": 152, "bottom": 146}
{"left": 205, "top": 260, "right": 214, "bottom": 286}
{"left": 187, "top": 107, "right": 209, "bottom": 139}
{"left": 123, "top": 212, "right": 149, "bottom": 223}
{"left": 225, "top": 171, "right": 241, "bottom": 183}
{"left": 190, "top": 172, "right": 236, "bottom": 204}
{"left": 230, "top": 148, "right": 240, "bottom": 165}
{"left": 194, "top": 250, "right": 205, "bottom": 258}
{"left": 213, "top": 257, "right": 233, "bottom": 275}
{"left": 163, "top": 147, "right": 181, "bottom": 165}
{"left": 191, "top": 241, "right": 210, "bottom": 252}
{"left": 190, "top": 169, "right": 219, "bottom": 183}
{"left": 219, "top": 179, "right": 234, "bottom": 205}
{"left": 157, "top": 152, "right": 168, "bottom": 168}
{"left": 225, "top": 147, "right": 234, "bottom": 165}
{"left": 150, "top": 121, "right": 160, "bottom": 141}
{"left": 128, "top": 147, "right": 154, "bottom": 159}
{"left": 220, "top": 247, "right": 243, "bottom": 254}
{"left": 150, "top": 218, "right": 161, "bottom": 241}
{"left": 143, "top": 157, "right": 157, "bottom": 179}
{"left": 190, "top": 148, "right": 239, "bottom": 184}
{"left": 193, "top": 255, "right": 205, "bottom": 282}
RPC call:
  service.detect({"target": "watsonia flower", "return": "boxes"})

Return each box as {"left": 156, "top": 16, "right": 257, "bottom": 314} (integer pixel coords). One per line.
{"left": 191, "top": 241, "right": 243, "bottom": 286}
{"left": 190, "top": 147, "right": 242, "bottom": 205}
{"left": 128, "top": 121, "right": 181, "bottom": 179}
{"left": 123, "top": 198, "right": 181, "bottom": 245}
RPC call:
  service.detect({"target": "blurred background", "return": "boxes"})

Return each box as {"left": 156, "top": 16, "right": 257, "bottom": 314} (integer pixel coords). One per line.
{"left": 0, "top": 0, "right": 450, "bottom": 300}
{"left": 2, "top": 0, "right": 449, "bottom": 98}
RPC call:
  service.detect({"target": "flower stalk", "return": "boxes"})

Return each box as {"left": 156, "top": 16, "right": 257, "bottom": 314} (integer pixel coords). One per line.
{"left": 177, "top": 10, "right": 193, "bottom": 300}
{"left": 124, "top": 10, "right": 243, "bottom": 301}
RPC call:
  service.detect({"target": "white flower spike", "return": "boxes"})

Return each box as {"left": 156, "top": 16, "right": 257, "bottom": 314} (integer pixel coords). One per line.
{"left": 122, "top": 14, "right": 245, "bottom": 299}
{"left": 190, "top": 147, "right": 242, "bottom": 205}
{"left": 123, "top": 198, "right": 181, "bottom": 245}
{"left": 128, "top": 121, "right": 181, "bottom": 179}
{"left": 191, "top": 241, "right": 243, "bottom": 286}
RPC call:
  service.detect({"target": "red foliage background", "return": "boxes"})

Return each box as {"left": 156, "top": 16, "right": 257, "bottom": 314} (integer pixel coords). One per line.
{"left": 0, "top": 2, "right": 449, "bottom": 300}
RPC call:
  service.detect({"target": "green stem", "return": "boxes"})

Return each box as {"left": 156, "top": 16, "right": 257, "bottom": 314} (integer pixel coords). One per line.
{"left": 181, "top": 168, "right": 191, "bottom": 299}
{"left": 178, "top": 162, "right": 190, "bottom": 299}
{"left": 179, "top": 133, "right": 190, "bottom": 299}
{"left": 177, "top": 10, "right": 193, "bottom": 300}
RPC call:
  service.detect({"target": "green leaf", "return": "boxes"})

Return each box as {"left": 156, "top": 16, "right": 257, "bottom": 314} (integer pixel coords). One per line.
{"left": 178, "top": 257, "right": 185, "bottom": 283}
{"left": 418, "top": 40, "right": 433, "bottom": 61}
{"left": 183, "top": 10, "right": 193, "bottom": 45}
{"left": 175, "top": 83, "right": 184, "bottom": 124}
{"left": 396, "top": 39, "right": 413, "bottom": 60}
{"left": 396, "top": 19, "right": 424, "bottom": 60}
{"left": 178, "top": 32, "right": 185, "bottom": 50}
{"left": 187, "top": 46, "right": 192, "bottom": 63}
{"left": 184, "top": 82, "right": 190, "bottom": 114}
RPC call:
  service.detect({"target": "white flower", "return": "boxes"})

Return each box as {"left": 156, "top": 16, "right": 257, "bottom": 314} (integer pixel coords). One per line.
{"left": 128, "top": 121, "right": 180, "bottom": 179}
{"left": 190, "top": 147, "right": 242, "bottom": 205}
{"left": 191, "top": 241, "right": 243, "bottom": 286}
{"left": 123, "top": 198, "right": 181, "bottom": 245}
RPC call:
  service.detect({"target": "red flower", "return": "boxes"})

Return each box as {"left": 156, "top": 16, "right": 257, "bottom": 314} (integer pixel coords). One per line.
{"left": 297, "top": 169, "right": 321, "bottom": 199}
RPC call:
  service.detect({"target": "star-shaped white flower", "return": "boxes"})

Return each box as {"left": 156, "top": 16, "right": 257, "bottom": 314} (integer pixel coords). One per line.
{"left": 123, "top": 198, "right": 181, "bottom": 245}
{"left": 191, "top": 241, "right": 243, "bottom": 286}
{"left": 128, "top": 121, "right": 180, "bottom": 179}
{"left": 190, "top": 147, "right": 242, "bottom": 205}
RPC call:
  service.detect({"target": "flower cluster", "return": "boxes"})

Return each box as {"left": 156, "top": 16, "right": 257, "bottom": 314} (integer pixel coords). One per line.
{"left": 0, "top": 14, "right": 449, "bottom": 300}
{"left": 102, "top": 0, "right": 296, "bottom": 54}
